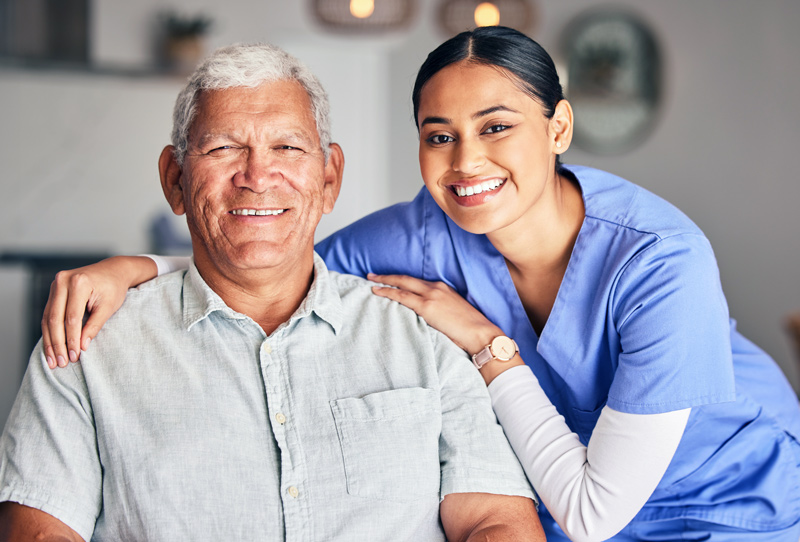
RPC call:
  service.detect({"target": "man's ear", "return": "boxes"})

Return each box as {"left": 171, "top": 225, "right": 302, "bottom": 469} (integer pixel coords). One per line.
{"left": 550, "top": 99, "right": 574, "bottom": 155}
{"left": 321, "top": 143, "right": 344, "bottom": 215}
{"left": 158, "top": 146, "right": 186, "bottom": 216}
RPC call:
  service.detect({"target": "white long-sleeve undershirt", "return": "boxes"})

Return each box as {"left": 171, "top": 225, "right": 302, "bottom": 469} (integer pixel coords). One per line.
{"left": 143, "top": 254, "right": 190, "bottom": 277}
{"left": 489, "top": 365, "right": 690, "bottom": 542}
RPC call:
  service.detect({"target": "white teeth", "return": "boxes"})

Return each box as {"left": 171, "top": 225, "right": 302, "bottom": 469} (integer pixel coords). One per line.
{"left": 454, "top": 179, "right": 504, "bottom": 197}
{"left": 231, "top": 209, "right": 286, "bottom": 216}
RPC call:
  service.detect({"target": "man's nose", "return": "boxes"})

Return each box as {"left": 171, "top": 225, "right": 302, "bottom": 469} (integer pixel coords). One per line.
{"left": 233, "top": 149, "right": 281, "bottom": 191}
{"left": 451, "top": 139, "right": 486, "bottom": 174}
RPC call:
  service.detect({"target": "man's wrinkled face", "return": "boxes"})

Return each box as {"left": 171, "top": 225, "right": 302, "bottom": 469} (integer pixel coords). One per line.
{"left": 172, "top": 81, "right": 338, "bottom": 276}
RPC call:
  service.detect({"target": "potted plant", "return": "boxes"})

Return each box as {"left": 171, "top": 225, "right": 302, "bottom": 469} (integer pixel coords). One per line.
{"left": 159, "top": 11, "right": 213, "bottom": 73}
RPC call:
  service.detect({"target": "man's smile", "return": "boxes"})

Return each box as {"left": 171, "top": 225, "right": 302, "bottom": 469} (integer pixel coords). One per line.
{"left": 229, "top": 208, "right": 287, "bottom": 216}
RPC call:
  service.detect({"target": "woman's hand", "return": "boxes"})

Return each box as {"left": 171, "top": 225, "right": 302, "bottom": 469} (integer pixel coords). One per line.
{"left": 41, "top": 256, "right": 158, "bottom": 369}
{"left": 368, "top": 273, "right": 504, "bottom": 357}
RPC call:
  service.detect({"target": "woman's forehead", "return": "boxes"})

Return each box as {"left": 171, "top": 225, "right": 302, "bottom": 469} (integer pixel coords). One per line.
{"left": 418, "top": 62, "right": 538, "bottom": 115}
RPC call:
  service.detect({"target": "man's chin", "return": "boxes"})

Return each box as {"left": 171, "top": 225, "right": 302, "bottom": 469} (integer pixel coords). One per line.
{"left": 201, "top": 241, "right": 313, "bottom": 273}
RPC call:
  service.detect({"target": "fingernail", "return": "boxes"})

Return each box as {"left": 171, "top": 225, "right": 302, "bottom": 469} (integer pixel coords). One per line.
{"left": 46, "top": 356, "right": 55, "bottom": 368}
{"left": 57, "top": 355, "right": 67, "bottom": 368}
{"left": 69, "top": 350, "right": 78, "bottom": 363}
{"left": 83, "top": 337, "right": 92, "bottom": 351}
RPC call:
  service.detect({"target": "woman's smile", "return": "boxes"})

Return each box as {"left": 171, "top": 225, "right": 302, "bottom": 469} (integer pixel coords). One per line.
{"left": 448, "top": 178, "right": 506, "bottom": 206}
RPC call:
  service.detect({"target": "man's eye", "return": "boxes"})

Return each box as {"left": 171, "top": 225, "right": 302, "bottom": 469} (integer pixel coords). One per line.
{"left": 206, "top": 146, "right": 236, "bottom": 155}
{"left": 427, "top": 134, "right": 454, "bottom": 145}
{"left": 276, "top": 145, "right": 306, "bottom": 154}
{"left": 484, "top": 124, "right": 510, "bottom": 134}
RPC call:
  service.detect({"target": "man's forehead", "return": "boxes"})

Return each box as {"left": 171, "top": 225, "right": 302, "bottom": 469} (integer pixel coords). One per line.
{"left": 189, "top": 82, "right": 318, "bottom": 139}
{"left": 197, "top": 80, "right": 311, "bottom": 110}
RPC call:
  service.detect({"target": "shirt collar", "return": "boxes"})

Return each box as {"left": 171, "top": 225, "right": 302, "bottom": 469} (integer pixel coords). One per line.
{"left": 182, "top": 253, "right": 343, "bottom": 334}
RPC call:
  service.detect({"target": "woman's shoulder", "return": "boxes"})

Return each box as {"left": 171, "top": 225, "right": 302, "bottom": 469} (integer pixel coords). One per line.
{"left": 315, "top": 187, "right": 448, "bottom": 277}
{"left": 567, "top": 165, "right": 705, "bottom": 241}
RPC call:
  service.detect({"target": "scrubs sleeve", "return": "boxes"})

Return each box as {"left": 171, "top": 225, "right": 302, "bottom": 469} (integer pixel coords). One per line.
{"left": 316, "top": 191, "right": 429, "bottom": 278}
{"left": 608, "top": 233, "right": 736, "bottom": 414}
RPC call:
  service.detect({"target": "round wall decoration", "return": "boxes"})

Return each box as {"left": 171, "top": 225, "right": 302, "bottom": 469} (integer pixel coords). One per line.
{"left": 560, "top": 8, "right": 662, "bottom": 154}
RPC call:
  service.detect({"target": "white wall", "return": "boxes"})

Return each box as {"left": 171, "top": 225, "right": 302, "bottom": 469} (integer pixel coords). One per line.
{"left": 1, "top": 0, "right": 798, "bottom": 427}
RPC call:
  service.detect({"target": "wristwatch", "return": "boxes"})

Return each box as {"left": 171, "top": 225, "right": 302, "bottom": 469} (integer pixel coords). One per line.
{"left": 471, "top": 336, "right": 519, "bottom": 369}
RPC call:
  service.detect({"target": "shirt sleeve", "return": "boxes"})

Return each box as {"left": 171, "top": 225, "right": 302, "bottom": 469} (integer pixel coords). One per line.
{"left": 430, "top": 328, "right": 536, "bottom": 503}
{"left": 609, "top": 233, "right": 736, "bottom": 413}
{"left": 490, "top": 365, "right": 690, "bottom": 542}
{"left": 0, "top": 343, "right": 101, "bottom": 540}
{"left": 315, "top": 192, "right": 428, "bottom": 278}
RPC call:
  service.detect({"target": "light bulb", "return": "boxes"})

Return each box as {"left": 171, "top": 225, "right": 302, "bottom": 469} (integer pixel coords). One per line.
{"left": 474, "top": 2, "right": 500, "bottom": 27}
{"left": 350, "top": 0, "right": 375, "bottom": 19}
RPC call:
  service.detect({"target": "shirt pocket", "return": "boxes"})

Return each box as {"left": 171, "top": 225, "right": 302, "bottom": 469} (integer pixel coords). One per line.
{"left": 330, "top": 387, "right": 441, "bottom": 502}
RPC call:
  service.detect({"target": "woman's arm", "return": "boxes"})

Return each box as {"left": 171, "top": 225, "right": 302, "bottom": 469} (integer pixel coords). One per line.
{"left": 491, "top": 366, "right": 689, "bottom": 542}
{"left": 369, "top": 273, "right": 690, "bottom": 542}
{"left": 41, "top": 255, "right": 189, "bottom": 368}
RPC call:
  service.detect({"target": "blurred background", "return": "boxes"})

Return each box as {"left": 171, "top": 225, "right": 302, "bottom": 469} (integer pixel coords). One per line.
{"left": 1, "top": 0, "right": 798, "bottom": 428}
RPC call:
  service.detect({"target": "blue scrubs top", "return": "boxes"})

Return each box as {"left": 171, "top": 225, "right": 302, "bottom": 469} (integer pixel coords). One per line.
{"left": 316, "top": 165, "right": 800, "bottom": 533}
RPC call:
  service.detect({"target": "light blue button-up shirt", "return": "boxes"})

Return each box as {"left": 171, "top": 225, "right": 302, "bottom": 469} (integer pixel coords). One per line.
{"left": 0, "top": 254, "right": 534, "bottom": 541}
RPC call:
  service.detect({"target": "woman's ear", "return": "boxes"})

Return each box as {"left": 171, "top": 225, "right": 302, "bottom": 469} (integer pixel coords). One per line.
{"left": 321, "top": 143, "right": 345, "bottom": 215}
{"left": 550, "top": 100, "right": 574, "bottom": 155}
{"left": 158, "top": 146, "right": 186, "bottom": 216}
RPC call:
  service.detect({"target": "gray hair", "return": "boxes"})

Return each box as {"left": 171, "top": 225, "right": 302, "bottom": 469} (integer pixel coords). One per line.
{"left": 171, "top": 42, "right": 332, "bottom": 165}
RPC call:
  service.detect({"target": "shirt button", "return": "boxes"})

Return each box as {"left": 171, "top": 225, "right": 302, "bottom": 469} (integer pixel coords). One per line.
{"left": 275, "top": 413, "right": 286, "bottom": 425}
{"left": 287, "top": 486, "right": 299, "bottom": 498}
{"left": 263, "top": 342, "right": 272, "bottom": 354}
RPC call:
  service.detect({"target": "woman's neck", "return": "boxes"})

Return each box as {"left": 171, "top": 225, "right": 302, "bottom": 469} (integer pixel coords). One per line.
{"left": 487, "top": 172, "right": 585, "bottom": 275}
{"left": 488, "top": 172, "right": 585, "bottom": 335}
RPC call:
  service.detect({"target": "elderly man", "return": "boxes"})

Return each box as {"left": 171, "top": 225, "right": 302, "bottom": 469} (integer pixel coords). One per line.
{"left": 0, "top": 44, "right": 542, "bottom": 541}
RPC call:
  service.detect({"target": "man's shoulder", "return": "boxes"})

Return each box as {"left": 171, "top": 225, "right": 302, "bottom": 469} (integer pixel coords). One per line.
{"left": 325, "top": 269, "right": 438, "bottom": 341}
{"left": 328, "top": 270, "right": 414, "bottom": 314}
{"left": 106, "top": 270, "right": 186, "bottom": 328}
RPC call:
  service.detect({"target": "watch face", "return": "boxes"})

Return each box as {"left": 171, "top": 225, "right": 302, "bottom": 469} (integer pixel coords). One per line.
{"left": 491, "top": 336, "right": 517, "bottom": 361}
{"left": 560, "top": 8, "right": 662, "bottom": 154}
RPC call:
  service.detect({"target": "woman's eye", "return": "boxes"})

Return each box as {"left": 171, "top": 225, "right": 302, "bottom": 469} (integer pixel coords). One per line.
{"left": 484, "top": 124, "right": 510, "bottom": 134}
{"left": 427, "top": 134, "right": 454, "bottom": 145}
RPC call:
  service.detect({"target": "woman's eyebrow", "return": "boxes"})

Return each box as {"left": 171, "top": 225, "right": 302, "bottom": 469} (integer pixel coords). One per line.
{"left": 420, "top": 105, "right": 520, "bottom": 127}
{"left": 420, "top": 116, "right": 450, "bottom": 127}
{"left": 472, "top": 105, "right": 519, "bottom": 119}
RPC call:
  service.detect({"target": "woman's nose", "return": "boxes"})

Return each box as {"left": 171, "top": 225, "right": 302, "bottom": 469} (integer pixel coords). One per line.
{"left": 451, "top": 139, "right": 486, "bottom": 174}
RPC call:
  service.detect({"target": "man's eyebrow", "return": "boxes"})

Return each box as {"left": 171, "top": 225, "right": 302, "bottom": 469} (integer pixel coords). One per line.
{"left": 193, "top": 130, "right": 315, "bottom": 146}
{"left": 195, "top": 132, "right": 234, "bottom": 146}
{"left": 420, "top": 105, "right": 520, "bottom": 127}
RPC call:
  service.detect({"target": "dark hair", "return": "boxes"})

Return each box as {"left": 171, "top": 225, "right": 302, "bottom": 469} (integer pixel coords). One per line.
{"left": 412, "top": 26, "right": 564, "bottom": 128}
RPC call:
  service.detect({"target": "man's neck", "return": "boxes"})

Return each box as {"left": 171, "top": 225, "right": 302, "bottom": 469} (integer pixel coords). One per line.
{"left": 194, "top": 253, "right": 316, "bottom": 336}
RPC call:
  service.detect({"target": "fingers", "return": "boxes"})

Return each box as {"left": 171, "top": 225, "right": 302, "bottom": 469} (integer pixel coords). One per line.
{"left": 371, "top": 284, "right": 425, "bottom": 314}
{"left": 41, "top": 271, "right": 94, "bottom": 369}
{"left": 42, "top": 273, "right": 70, "bottom": 369}
{"left": 80, "top": 304, "right": 116, "bottom": 353}
{"left": 367, "top": 273, "right": 434, "bottom": 293}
